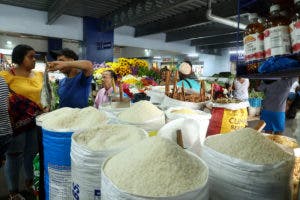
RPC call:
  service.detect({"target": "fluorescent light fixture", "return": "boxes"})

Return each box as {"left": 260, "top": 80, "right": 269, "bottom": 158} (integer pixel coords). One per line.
{"left": 229, "top": 50, "right": 245, "bottom": 54}
{"left": 144, "top": 49, "right": 151, "bottom": 57}
{"left": 6, "top": 41, "right": 12, "bottom": 45}
{"left": 153, "top": 56, "right": 162, "bottom": 59}
{"left": 188, "top": 53, "right": 199, "bottom": 57}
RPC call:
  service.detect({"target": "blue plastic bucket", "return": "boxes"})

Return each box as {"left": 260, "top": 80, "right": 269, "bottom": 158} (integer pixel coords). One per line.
{"left": 42, "top": 128, "right": 74, "bottom": 200}
{"left": 248, "top": 98, "right": 262, "bottom": 108}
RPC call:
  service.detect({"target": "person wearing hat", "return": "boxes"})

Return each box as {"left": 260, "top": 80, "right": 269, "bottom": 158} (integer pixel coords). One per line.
{"left": 177, "top": 61, "right": 201, "bottom": 92}
{"left": 48, "top": 48, "right": 93, "bottom": 108}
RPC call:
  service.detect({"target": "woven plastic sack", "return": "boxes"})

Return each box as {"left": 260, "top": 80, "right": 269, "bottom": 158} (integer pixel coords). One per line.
{"left": 161, "top": 95, "right": 206, "bottom": 110}
{"left": 42, "top": 128, "right": 73, "bottom": 200}
{"left": 71, "top": 128, "right": 148, "bottom": 200}
{"left": 117, "top": 113, "right": 165, "bottom": 132}
{"left": 201, "top": 140, "right": 294, "bottom": 200}
{"left": 207, "top": 102, "right": 248, "bottom": 136}
{"left": 101, "top": 152, "right": 209, "bottom": 200}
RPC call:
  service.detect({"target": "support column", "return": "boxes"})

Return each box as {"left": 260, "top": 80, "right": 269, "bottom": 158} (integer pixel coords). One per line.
{"left": 83, "top": 17, "right": 114, "bottom": 63}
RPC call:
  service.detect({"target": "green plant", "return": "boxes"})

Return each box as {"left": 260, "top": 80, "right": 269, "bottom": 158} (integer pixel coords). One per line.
{"left": 249, "top": 89, "right": 264, "bottom": 99}
{"left": 137, "top": 67, "right": 161, "bottom": 82}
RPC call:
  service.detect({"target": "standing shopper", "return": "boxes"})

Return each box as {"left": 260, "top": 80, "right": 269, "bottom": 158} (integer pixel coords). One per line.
{"left": 0, "top": 45, "right": 43, "bottom": 200}
{"left": 0, "top": 77, "right": 12, "bottom": 167}
{"left": 49, "top": 49, "right": 93, "bottom": 108}
{"left": 258, "top": 78, "right": 298, "bottom": 134}
{"left": 233, "top": 77, "right": 250, "bottom": 101}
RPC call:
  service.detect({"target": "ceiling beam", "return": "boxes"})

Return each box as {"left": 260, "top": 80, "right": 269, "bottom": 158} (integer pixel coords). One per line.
{"left": 47, "top": 0, "right": 77, "bottom": 25}
{"left": 166, "top": 24, "right": 239, "bottom": 42}
{"left": 134, "top": 0, "right": 238, "bottom": 37}
{"left": 196, "top": 41, "right": 243, "bottom": 50}
{"left": 100, "top": 0, "right": 207, "bottom": 32}
{"left": 191, "top": 32, "right": 243, "bottom": 46}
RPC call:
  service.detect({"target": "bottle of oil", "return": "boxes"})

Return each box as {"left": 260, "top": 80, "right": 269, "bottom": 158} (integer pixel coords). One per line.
{"left": 290, "top": 0, "right": 300, "bottom": 54}
{"left": 244, "top": 13, "right": 264, "bottom": 62}
{"left": 243, "top": 13, "right": 264, "bottom": 73}
{"left": 264, "top": 4, "right": 291, "bottom": 58}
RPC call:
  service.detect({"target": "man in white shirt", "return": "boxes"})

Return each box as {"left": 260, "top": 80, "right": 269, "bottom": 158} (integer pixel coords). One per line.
{"left": 286, "top": 78, "right": 299, "bottom": 112}
{"left": 288, "top": 80, "right": 299, "bottom": 101}
{"left": 233, "top": 77, "right": 250, "bottom": 101}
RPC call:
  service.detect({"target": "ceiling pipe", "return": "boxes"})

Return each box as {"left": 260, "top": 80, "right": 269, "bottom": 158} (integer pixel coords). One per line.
{"left": 206, "top": 0, "right": 247, "bottom": 30}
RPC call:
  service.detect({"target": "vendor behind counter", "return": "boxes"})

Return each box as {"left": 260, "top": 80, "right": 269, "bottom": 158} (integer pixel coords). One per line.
{"left": 177, "top": 61, "right": 201, "bottom": 93}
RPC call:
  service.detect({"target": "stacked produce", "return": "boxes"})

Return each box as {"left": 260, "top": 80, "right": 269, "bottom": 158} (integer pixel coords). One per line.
{"left": 164, "top": 70, "right": 206, "bottom": 103}
{"left": 202, "top": 128, "right": 294, "bottom": 200}
{"left": 101, "top": 137, "right": 209, "bottom": 199}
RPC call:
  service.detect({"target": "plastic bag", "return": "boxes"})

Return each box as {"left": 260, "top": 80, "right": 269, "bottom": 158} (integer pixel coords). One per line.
{"left": 258, "top": 57, "right": 300, "bottom": 74}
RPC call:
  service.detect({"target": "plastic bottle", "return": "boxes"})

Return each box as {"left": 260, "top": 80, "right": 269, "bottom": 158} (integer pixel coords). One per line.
{"left": 290, "top": 0, "right": 300, "bottom": 54}
{"left": 243, "top": 13, "right": 265, "bottom": 62}
{"left": 264, "top": 4, "right": 291, "bottom": 58}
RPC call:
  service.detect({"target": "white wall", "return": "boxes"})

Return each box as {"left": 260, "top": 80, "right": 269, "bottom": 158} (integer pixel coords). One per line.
{"left": 0, "top": 35, "right": 48, "bottom": 52}
{"left": 114, "top": 26, "right": 196, "bottom": 55}
{"left": 118, "top": 46, "right": 183, "bottom": 58}
{"left": 62, "top": 40, "right": 82, "bottom": 55}
{"left": 199, "top": 50, "right": 231, "bottom": 76}
{"left": 0, "top": 35, "right": 82, "bottom": 54}
{"left": 0, "top": 4, "right": 83, "bottom": 40}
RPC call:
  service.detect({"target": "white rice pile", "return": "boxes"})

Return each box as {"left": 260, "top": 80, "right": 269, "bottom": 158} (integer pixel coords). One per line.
{"left": 42, "top": 107, "right": 107, "bottom": 130}
{"left": 118, "top": 100, "right": 163, "bottom": 123}
{"left": 103, "top": 136, "right": 208, "bottom": 197}
{"left": 74, "top": 125, "right": 146, "bottom": 151}
{"left": 205, "top": 128, "right": 294, "bottom": 165}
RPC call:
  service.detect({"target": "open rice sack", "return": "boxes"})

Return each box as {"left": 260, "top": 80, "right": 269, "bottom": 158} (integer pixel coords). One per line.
{"left": 201, "top": 128, "right": 294, "bottom": 200}
{"left": 101, "top": 137, "right": 209, "bottom": 200}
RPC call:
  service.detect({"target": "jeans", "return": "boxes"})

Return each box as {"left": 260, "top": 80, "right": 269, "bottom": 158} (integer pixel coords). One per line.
{"left": 5, "top": 126, "right": 38, "bottom": 192}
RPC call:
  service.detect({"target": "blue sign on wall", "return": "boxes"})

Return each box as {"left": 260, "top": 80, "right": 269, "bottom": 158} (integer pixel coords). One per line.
{"left": 83, "top": 17, "right": 114, "bottom": 63}
{"left": 96, "top": 41, "right": 112, "bottom": 50}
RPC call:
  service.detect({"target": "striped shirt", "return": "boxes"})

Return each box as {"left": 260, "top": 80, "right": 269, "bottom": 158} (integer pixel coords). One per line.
{"left": 0, "top": 76, "right": 12, "bottom": 136}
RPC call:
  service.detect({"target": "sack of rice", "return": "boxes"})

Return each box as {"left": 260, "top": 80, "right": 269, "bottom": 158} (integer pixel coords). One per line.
{"left": 71, "top": 125, "right": 147, "bottom": 200}
{"left": 40, "top": 107, "right": 107, "bottom": 200}
{"left": 161, "top": 95, "right": 205, "bottom": 110}
{"left": 206, "top": 100, "right": 249, "bottom": 136}
{"left": 101, "top": 137, "right": 209, "bottom": 200}
{"left": 118, "top": 100, "right": 165, "bottom": 133}
{"left": 41, "top": 106, "right": 107, "bottom": 131}
{"left": 201, "top": 128, "right": 294, "bottom": 200}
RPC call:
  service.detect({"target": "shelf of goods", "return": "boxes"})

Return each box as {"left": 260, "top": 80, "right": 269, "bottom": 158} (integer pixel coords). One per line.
{"left": 240, "top": 67, "right": 300, "bottom": 80}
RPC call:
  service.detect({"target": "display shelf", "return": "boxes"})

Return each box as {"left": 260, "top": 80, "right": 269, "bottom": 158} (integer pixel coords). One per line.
{"left": 240, "top": 68, "right": 300, "bottom": 80}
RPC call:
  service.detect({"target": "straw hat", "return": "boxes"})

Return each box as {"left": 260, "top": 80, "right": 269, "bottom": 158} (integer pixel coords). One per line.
{"left": 178, "top": 62, "right": 192, "bottom": 75}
